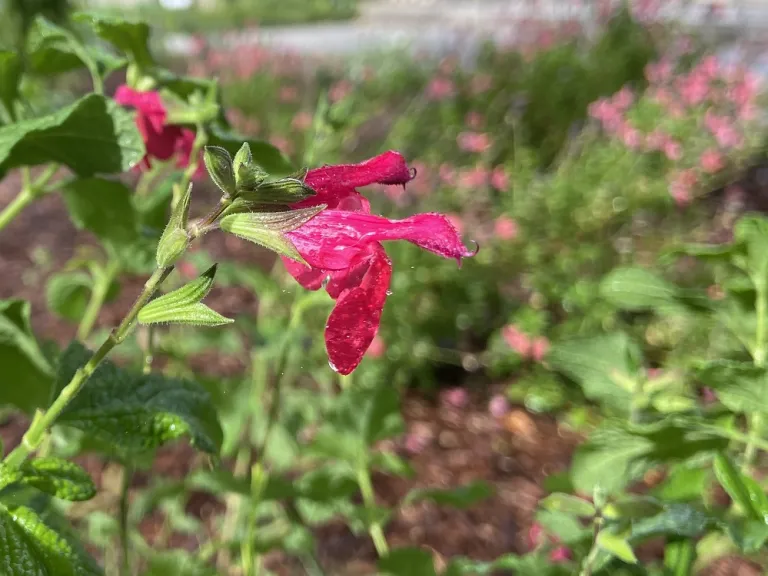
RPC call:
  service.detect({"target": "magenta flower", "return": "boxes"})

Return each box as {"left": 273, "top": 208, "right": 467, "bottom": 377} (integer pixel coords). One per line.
{"left": 441, "top": 387, "right": 470, "bottom": 409}
{"left": 282, "top": 152, "right": 475, "bottom": 374}
{"left": 457, "top": 131, "right": 492, "bottom": 153}
{"left": 114, "top": 85, "right": 202, "bottom": 174}
{"left": 549, "top": 546, "right": 573, "bottom": 563}
{"left": 700, "top": 148, "right": 724, "bottom": 173}
{"left": 531, "top": 336, "right": 550, "bottom": 362}
{"left": 502, "top": 324, "right": 531, "bottom": 358}
{"left": 426, "top": 76, "right": 455, "bottom": 101}
{"left": 490, "top": 166, "right": 509, "bottom": 191}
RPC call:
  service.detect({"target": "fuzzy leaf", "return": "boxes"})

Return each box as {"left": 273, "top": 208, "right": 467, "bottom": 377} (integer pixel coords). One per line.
{"left": 20, "top": 458, "right": 96, "bottom": 502}
{"left": 220, "top": 207, "right": 324, "bottom": 264}
{"left": 694, "top": 360, "right": 768, "bottom": 414}
{"left": 599, "top": 267, "right": 684, "bottom": 312}
{"left": 0, "top": 94, "right": 144, "bottom": 176}
{"left": 73, "top": 13, "right": 153, "bottom": 68}
{"left": 0, "top": 51, "right": 21, "bottom": 121}
{"left": 55, "top": 341, "right": 223, "bottom": 456}
{"left": 239, "top": 177, "right": 316, "bottom": 205}
{"left": 155, "top": 183, "right": 192, "bottom": 267}
{"left": 0, "top": 504, "right": 103, "bottom": 576}
{"left": 713, "top": 453, "right": 762, "bottom": 521}
{"left": 45, "top": 272, "right": 92, "bottom": 321}
{"left": 207, "top": 127, "right": 292, "bottom": 175}
{"left": 203, "top": 146, "right": 235, "bottom": 196}
{"left": 540, "top": 493, "right": 596, "bottom": 517}
{"left": 596, "top": 531, "right": 637, "bottom": 564}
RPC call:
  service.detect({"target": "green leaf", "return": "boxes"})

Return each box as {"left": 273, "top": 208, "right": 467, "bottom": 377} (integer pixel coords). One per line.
{"left": 602, "top": 496, "right": 663, "bottom": 520}
{"left": 0, "top": 503, "right": 103, "bottom": 576}
{"left": 379, "top": 547, "right": 437, "bottom": 576}
{"left": 599, "top": 267, "right": 683, "bottom": 312}
{"left": 20, "top": 458, "right": 96, "bottom": 502}
{"left": 548, "top": 332, "right": 639, "bottom": 412}
{"left": 207, "top": 127, "right": 292, "bottom": 175}
{"left": 0, "top": 51, "right": 21, "bottom": 121}
{"left": 73, "top": 12, "right": 153, "bottom": 68}
{"left": 652, "top": 464, "right": 708, "bottom": 502}
{"left": 62, "top": 177, "right": 138, "bottom": 252}
{"left": 540, "top": 492, "right": 596, "bottom": 517}
{"left": 55, "top": 341, "right": 223, "bottom": 456}
{"left": 404, "top": 481, "right": 493, "bottom": 509}
{"left": 630, "top": 503, "right": 715, "bottom": 540}
{"left": 694, "top": 360, "right": 768, "bottom": 414}
{"left": 726, "top": 518, "right": 768, "bottom": 553}
{"left": 0, "top": 463, "right": 23, "bottom": 491}
{"left": 713, "top": 453, "right": 762, "bottom": 521}
{"left": 571, "top": 420, "right": 727, "bottom": 494}
{"left": 46, "top": 272, "right": 91, "bottom": 321}
{"left": 535, "top": 509, "right": 590, "bottom": 544}
{"left": 0, "top": 94, "right": 145, "bottom": 176}
{"left": 141, "top": 550, "right": 217, "bottom": 576}
{"left": 734, "top": 214, "right": 768, "bottom": 290}
{"left": 596, "top": 531, "right": 637, "bottom": 564}
{"left": 239, "top": 177, "right": 316, "bottom": 205}
{"left": 138, "top": 265, "right": 233, "bottom": 327}
{"left": 0, "top": 300, "right": 54, "bottom": 414}
{"left": 155, "top": 182, "right": 191, "bottom": 267}
{"left": 203, "top": 146, "right": 235, "bottom": 196}
{"left": 220, "top": 206, "right": 325, "bottom": 264}
{"left": 664, "top": 539, "right": 696, "bottom": 576}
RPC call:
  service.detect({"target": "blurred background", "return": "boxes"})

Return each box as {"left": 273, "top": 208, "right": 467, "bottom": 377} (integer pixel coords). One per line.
{"left": 1, "top": 0, "right": 768, "bottom": 574}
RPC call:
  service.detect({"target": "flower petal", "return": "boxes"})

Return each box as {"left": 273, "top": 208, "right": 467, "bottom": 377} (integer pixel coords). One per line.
{"left": 281, "top": 256, "right": 327, "bottom": 291}
{"left": 295, "top": 151, "right": 413, "bottom": 209}
{"left": 114, "top": 85, "right": 167, "bottom": 133}
{"left": 325, "top": 245, "right": 392, "bottom": 375}
{"left": 286, "top": 209, "right": 475, "bottom": 270}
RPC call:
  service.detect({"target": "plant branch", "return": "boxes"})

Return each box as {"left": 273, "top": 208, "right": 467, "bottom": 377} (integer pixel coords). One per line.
{"left": 356, "top": 466, "right": 389, "bottom": 557}
{"left": 119, "top": 465, "right": 133, "bottom": 576}
{"left": 3, "top": 266, "right": 173, "bottom": 469}
{"left": 0, "top": 164, "right": 59, "bottom": 232}
{"left": 77, "top": 260, "right": 119, "bottom": 342}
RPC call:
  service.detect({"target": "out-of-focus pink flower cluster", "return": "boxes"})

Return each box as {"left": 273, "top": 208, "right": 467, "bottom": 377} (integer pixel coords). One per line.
{"left": 502, "top": 325, "right": 550, "bottom": 362}
{"left": 589, "top": 53, "right": 762, "bottom": 206}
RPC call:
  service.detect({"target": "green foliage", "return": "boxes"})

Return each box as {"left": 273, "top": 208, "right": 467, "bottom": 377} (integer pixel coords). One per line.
{"left": 54, "top": 341, "right": 223, "bottom": 457}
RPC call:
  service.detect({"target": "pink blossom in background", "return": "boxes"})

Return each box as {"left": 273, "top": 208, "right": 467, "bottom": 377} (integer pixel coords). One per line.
{"left": 465, "top": 111, "right": 484, "bottom": 130}
{"left": 502, "top": 324, "right": 531, "bottom": 357}
{"left": 705, "top": 110, "right": 742, "bottom": 149}
{"left": 669, "top": 169, "right": 697, "bottom": 207}
{"left": 426, "top": 76, "right": 456, "bottom": 101}
{"left": 177, "top": 261, "right": 198, "bottom": 280}
{"left": 531, "top": 337, "right": 550, "bottom": 362}
{"left": 271, "top": 136, "right": 293, "bottom": 157}
{"left": 366, "top": 333, "right": 387, "bottom": 358}
{"left": 403, "top": 431, "right": 431, "bottom": 455}
{"left": 490, "top": 166, "right": 509, "bottom": 191}
{"left": 439, "top": 163, "right": 457, "bottom": 186}
{"left": 701, "top": 386, "right": 718, "bottom": 403}
{"left": 408, "top": 161, "right": 432, "bottom": 196}
{"left": 678, "top": 73, "right": 709, "bottom": 106}
{"left": 646, "top": 367, "right": 664, "bottom": 380}
{"left": 279, "top": 86, "right": 299, "bottom": 103}
{"left": 441, "top": 387, "right": 470, "bottom": 409}
{"left": 493, "top": 216, "right": 518, "bottom": 240}
{"left": 645, "top": 60, "right": 672, "bottom": 84}
{"left": 528, "top": 523, "right": 545, "bottom": 548}
{"left": 457, "top": 166, "right": 489, "bottom": 189}
{"left": 613, "top": 86, "right": 634, "bottom": 110}
{"left": 698, "top": 55, "right": 719, "bottom": 80}
{"left": 707, "top": 284, "right": 725, "bottom": 301}
{"left": 700, "top": 148, "right": 724, "bottom": 173}
{"left": 549, "top": 546, "right": 573, "bottom": 563}
{"left": 662, "top": 139, "right": 682, "bottom": 161}
{"left": 620, "top": 124, "right": 642, "bottom": 150}
{"left": 457, "top": 131, "right": 493, "bottom": 153}
{"left": 329, "top": 79, "right": 353, "bottom": 102}
{"left": 470, "top": 73, "right": 493, "bottom": 94}
{"left": 488, "top": 394, "right": 510, "bottom": 418}
{"left": 291, "top": 111, "right": 313, "bottom": 132}
{"left": 438, "top": 55, "right": 458, "bottom": 75}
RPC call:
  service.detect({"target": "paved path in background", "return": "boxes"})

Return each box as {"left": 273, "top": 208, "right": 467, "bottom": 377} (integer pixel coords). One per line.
{"left": 163, "top": 0, "right": 768, "bottom": 75}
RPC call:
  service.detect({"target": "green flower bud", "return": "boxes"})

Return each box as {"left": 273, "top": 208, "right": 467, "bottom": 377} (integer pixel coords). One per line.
{"left": 203, "top": 146, "right": 236, "bottom": 197}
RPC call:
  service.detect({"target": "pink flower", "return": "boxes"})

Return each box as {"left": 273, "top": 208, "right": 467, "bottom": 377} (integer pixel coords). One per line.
{"left": 620, "top": 125, "right": 642, "bottom": 150}
{"left": 271, "top": 136, "right": 293, "bottom": 157}
{"left": 366, "top": 333, "right": 387, "bottom": 358}
{"left": 698, "top": 55, "right": 719, "bottom": 80}
{"left": 441, "top": 387, "right": 469, "bottom": 409}
{"left": 669, "top": 169, "right": 697, "bottom": 206}
{"left": 457, "top": 131, "right": 492, "bottom": 153}
{"left": 490, "top": 167, "right": 509, "bottom": 191}
{"left": 292, "top": 111, "right": 313, "bottom": 132}
{"left": 531, "top": 337, "right": 550, "bottom": 362}
{"left": 426, "top": 77, "right": 455, "bottom": 101}
{"left": 549, "top": 546, "right": 573, "bottom": 563}
{"left": 282, "top": 152, "right": 475, "bottom": 374}
{"left": 488, "top": 394, "right": 509, "bottom": 418}
{"left": 528, "top": 523, "right": 545, "bottom": 548}
{"left": 612, "top": 87, "right": 634, "bottom": 110}
{"left": 445, "top": 213, "right": 464, "bottom": 235}
{"left": 502, "top": 325, "right": 531, "bottom": 357}
{"left": 493, "top": 215, "right": 518, "bottom": 240}
{"left": 114, "top": 85, "right": 201, "bottom": 174}
{"left": 663, "top": 140, "right": 682, "bottom": 161}
{"left": 678, "top": 74, "right": 709, "bottom": 106}
{"left": 457, "top": 166, "right": 489, "bottom": 189}
{"left": 645, "top": 60, "right": 672, "bottom": 84}
{"left": 403, "top": 431, "right": 431, "bottom": 455}
{"left": 439, "top": 163, "right": 457, "bottom": 186}
{"left": 700, "top": 148, "right": 724, "bottom": 173}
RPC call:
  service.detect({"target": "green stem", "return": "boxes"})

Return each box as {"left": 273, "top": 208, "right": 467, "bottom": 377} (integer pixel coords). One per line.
{"left": 142, "top": 326, "right": 155, "bottom": 375}
{"left": 744, "top": 284, "right": 767, "bottom": 472}
{"left": 0, "top": 164, "right": 59, "bottom": 232}
{"left": 3, "top": 266, "right": 173, "bottom": 469}
{"left": 119, "top": 465, "right": 133, "bottom": 576}
{"left": 77, "top": 261, "right": 119, "bottom": 343}
{"left": 356, "top": 467, "right": 389, "bottom": 557}
{"left": 579, "top": 520, "right": 602, "bottom": 576}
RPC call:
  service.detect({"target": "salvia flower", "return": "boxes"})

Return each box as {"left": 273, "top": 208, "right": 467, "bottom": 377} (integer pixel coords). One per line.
{"left": 115, "top": 85, "right": 201, "bottom": 175}
{"left": 282, "top": 151, "right": 476, "bottom": 374}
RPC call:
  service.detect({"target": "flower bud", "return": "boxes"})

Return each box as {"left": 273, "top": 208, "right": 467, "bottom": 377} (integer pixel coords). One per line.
{"left": 203, "top": 146, "right": 236, "bottom": 197}
{"left": 156, "top": 227, "right": 190, "bottom": 268}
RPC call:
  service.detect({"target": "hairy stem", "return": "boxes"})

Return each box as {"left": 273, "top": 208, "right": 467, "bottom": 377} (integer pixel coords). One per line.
{"left": 579, "top": 520, "right": 602, "bottom": 576}
{"left": 356, "top": 466, "right": 389, "bottom": 557}
{"left": 3, "top": 266, "right": 173, "bottom": 469}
